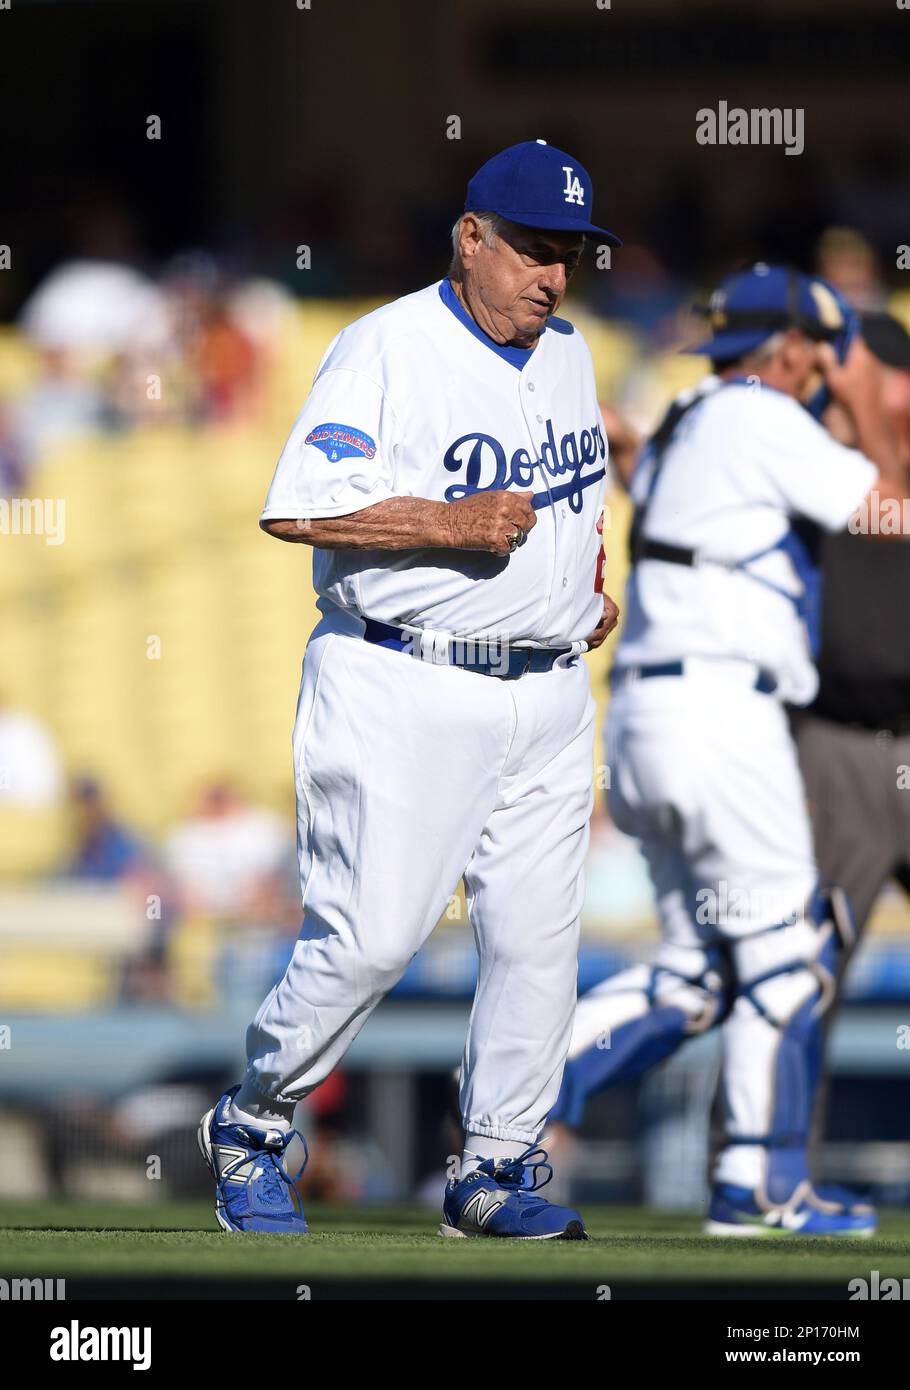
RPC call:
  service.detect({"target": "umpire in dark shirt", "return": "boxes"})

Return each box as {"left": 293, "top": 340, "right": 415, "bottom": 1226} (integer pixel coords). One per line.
{"left": 791, "top": 312, "right": 910, "bottom": 1154}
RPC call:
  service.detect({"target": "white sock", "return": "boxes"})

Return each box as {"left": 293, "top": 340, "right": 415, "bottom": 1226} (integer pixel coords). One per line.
{"left": 229, "top": 1078, "right": 295, "bottom": 1130}
{"left": 714, "top": 1144, "right": 763, "bottom": 1194}
{"left": 461, "top": 1135, "right": 529, "bottom": 1176}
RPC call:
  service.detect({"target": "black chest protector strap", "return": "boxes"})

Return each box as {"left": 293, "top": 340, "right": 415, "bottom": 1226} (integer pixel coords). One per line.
{"left": 634, "top": 535, "right": 697, "bottom": 567}
{"left": 628, "top": 389, "right": 711, "bottom": 566}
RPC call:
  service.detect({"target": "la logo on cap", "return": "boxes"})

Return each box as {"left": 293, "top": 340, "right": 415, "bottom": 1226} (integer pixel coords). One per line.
{"left": 562, "top": 166, "right": 585, "bottom": 206}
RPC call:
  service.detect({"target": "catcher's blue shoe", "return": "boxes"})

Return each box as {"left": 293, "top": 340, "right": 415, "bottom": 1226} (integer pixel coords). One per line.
{"left": 439, "top": 1145, "right": 587, "bottom": 1240}
{"left": 705, "top": 1182, "right": 876, "bottom": 1238}
{"left": 197, "top": 1086, "right": 309, "bottom": 1234}
{"left": 813, "top": 1183, "right": 877, "bottom": 1224}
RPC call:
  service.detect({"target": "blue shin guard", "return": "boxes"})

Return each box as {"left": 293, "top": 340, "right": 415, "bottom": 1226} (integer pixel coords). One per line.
{"left": 551, "top": 1003, "right": 693, "bottom": 1126}
{"left": 550, "top": 950, "right": 729, "bottom": 1127}
{"left": 725, "top": 885, "right": 855, "bottom": 1206}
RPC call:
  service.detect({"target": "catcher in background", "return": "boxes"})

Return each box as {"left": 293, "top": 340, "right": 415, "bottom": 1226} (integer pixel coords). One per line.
{"left": 546, "top": 264, "right": 904, "bottom": 1236}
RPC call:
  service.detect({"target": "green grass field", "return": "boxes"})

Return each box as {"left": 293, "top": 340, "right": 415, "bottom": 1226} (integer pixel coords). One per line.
{"left": 4, "top": 1201, "right": 910, "bottom": 1299}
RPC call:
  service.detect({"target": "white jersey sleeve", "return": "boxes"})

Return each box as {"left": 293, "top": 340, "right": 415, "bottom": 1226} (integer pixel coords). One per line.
{"left": 749, "top": 391, "right": 877, "bottom": 533}
{"left": 260, "top": 366, "right": 398, "bottom": 522}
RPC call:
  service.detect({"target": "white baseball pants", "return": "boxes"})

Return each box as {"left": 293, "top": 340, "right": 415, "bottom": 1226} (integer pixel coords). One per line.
{"left": 245, "top": 608, "right": 595, "bottom": 1145}
{"left": 605, "top": 660, "right": 821, "bottom": 1193}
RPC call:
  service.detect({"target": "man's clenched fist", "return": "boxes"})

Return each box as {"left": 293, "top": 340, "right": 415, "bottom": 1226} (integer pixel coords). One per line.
{"left": 446, "top": 490, "right": 538, "bottom": 555}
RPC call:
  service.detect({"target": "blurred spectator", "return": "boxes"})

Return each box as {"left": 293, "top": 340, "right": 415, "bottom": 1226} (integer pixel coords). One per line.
{"left": 13, "top": 252, "right": 171, "bottom": 453}
{"left": 10, "top": 348, "right": 105, "bottom": 462}
{"left": 0, "top": 698, "right": 62, "bottom": 808}
{"left": 188, "top": 295, "right": 258, "bottom": 423}
{"left": 226, "top": 276, "right": 295, "bottom": 353}
{"left": 163, "top": 779, "right": 296, "bottom": 920}
{"left": 62, "top": 774, "right": 180, "bottom": 1002}
{"left": 815, "top": 227, "right": 887, "bottom": 311}
{"left": 20, "top": 259, "right": 168, "bottom": 358}
{"left": 160, "top": 252, "right": 263, "bottom": 425}
{"left": 17, "top": 252, "right": 173, "bottom": 447}
{"left": 66, "top": 775, "right": 147, "bottom": 882}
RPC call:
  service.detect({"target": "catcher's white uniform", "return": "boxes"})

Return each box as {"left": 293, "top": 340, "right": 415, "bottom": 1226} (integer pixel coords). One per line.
{"left": 571, "top": 377, "right": 875, "bottom": 1199}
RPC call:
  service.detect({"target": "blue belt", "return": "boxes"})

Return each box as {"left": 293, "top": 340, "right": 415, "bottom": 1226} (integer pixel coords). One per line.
{"left": 611, "top": 660, "right": 778, "bottom": 695}
{"left": 361, "top": 618, "right": 576, "bottom": 680}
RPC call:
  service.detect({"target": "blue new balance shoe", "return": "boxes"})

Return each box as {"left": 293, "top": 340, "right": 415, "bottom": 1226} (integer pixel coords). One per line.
{"left": 439, "top": 1145, "right": 587, "bottom": 1240}
{"left": 197, "top": 1087, "right": 309, "bottom": 1234}
{"left": 705, "top": 1182, "right": 876, "bottom": 1238}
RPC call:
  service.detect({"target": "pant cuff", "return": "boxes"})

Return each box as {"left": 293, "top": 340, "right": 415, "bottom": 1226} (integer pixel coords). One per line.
{"left": 462, "top": 1121, "right": 538, "bottom": 1146}
{"left": 238, "top": 1072, "right": 299, "bottom": 1115}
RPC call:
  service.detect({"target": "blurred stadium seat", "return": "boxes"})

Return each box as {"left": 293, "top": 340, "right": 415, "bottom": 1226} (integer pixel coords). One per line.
{"left": 0, "top": 884, "right": 149, "bottom": 1008}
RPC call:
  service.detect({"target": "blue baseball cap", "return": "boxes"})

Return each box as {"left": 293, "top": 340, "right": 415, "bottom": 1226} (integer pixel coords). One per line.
{"left": 684, "top": 263, "right": 850, "bottom": 363}
{"left": 464, "top": 139, "right": 622, "bottom": 246}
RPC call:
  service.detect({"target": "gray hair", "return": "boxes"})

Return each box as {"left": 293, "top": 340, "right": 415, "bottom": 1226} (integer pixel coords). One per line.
{"left": 734, "top": 331, "right": 787, "bottom": 372}
{"left": 448, "top": 211, "right": 509, "bottom": 278}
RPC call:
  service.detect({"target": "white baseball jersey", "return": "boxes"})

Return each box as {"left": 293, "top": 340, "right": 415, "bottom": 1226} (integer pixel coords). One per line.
{"left": 261, "top": 279, "right": 608, "bottom": 647}
{"left": 615, "top": 378, "right": 877, "bottom": 704}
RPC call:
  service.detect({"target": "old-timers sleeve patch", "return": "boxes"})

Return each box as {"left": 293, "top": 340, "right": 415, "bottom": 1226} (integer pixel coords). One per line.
{"left": 304, "top": 423, "right": 377, "bottom": 463}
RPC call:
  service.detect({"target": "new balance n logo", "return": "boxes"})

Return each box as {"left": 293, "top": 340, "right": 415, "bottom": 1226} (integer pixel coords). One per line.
{"left": 460, "top": 1188, "right": 506, "bottom": 1229}
{"left": 214, "top": 1145, "right": 250, "bottom": 1181}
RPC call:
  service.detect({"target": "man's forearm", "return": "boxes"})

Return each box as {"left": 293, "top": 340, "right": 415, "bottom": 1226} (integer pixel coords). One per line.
{"left": 261, "top": 497, "right": 457, "bottom": 550}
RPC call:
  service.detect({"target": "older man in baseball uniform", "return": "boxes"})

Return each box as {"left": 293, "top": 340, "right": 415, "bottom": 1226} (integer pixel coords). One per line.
{"left": 198, "top": 141, "right": 621, "bottom": 1239}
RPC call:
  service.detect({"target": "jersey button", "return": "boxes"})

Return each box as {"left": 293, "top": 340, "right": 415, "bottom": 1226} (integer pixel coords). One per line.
{"left": 527, "top": 382, "right": 535, "bottom": 392}
{"left": 536, "top": 414, "right": 543, "bottom": 424}
{"left": 562, "top": 577, "right": 569, "bottom": 588}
